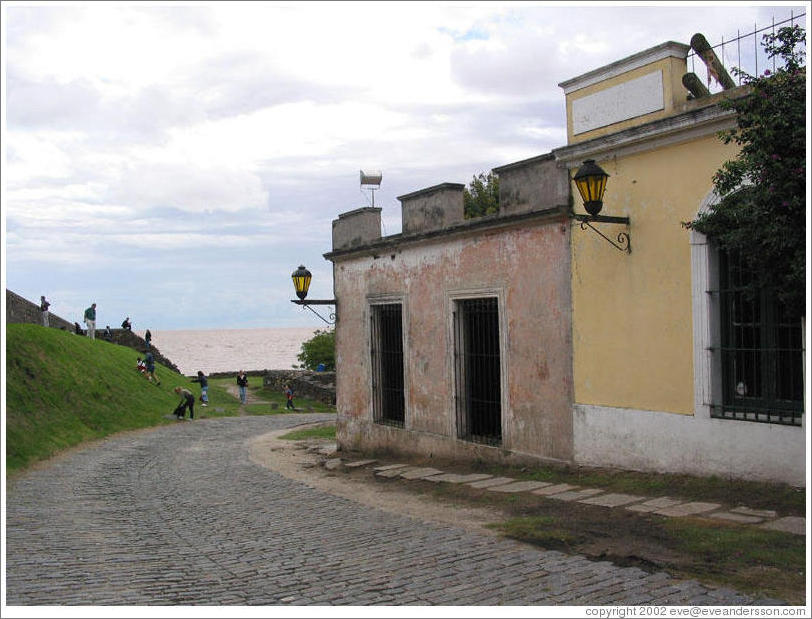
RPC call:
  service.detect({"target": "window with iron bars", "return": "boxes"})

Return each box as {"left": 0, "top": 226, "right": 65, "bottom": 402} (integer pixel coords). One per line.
{"left": 370, "top": 303, "right": 405, "bottom": 428}
{"left": 715, "top": 249, "right": 804, "bottom": 425}
{"left": 454, "top": 297, "right": 502, "bottom": 445}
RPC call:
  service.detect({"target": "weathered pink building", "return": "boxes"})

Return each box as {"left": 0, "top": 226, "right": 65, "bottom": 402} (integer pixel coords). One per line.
{"left": 325, "top": 154, "right": 576, "bottom": 466}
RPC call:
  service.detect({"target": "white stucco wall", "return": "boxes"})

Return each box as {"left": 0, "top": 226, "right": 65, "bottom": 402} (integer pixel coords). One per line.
{"left": 573, "top": 404, "right": 806, "bottom": 487}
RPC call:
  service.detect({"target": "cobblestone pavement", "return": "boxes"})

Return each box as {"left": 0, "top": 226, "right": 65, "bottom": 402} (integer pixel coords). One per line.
{"left": 6, "top": 415, "right": 777, "bottom": 606}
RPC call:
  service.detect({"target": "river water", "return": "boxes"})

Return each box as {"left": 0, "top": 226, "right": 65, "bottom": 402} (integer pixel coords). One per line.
{"left": 144, "top": 327, "right": 322, "bottom": 375}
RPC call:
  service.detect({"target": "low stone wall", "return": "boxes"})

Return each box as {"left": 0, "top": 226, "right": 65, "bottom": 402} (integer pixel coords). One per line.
{"left": 6, "top": 289, "right": 181, "bottom": 374}
{"left": 263, "top": 370, "right": 336, "bottom": 406}
{"left": 6, "top": 289, "right": 74, "bottom": 331}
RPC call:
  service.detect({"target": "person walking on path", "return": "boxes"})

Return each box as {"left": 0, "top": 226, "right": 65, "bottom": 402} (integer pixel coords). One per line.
{"left": 83, "top": 303, "right": 97, "bottom": 340}
{"left": 192, "top": 371, "right": 209, "bottom": 407}
{"left": 144, "top": 329, "right": 152, "bottom": 350}
{"left": 236, "top": 370, "right": 248, "bottom": 405}
{"left": 40, "top": 296, "right": 51, "bottom": 327}
{"left": 284, "top": 384, "right": 295, "bottom": 411}
{"left": 121, "top": 317, "right": 132, "bottom": 331}
{"left": 144, "top": 352, "right": 160, "bottom": 385}
{"left": 172, "top": 386, "right": 195, "bottom": 420}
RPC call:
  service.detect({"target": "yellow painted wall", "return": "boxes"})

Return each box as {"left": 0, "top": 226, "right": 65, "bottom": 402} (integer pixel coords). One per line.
{"left": 571, "top": 133, "right": 739, "bottom": 414}
{"left": 566, "top": 56, "right": 687, "bottom": 144}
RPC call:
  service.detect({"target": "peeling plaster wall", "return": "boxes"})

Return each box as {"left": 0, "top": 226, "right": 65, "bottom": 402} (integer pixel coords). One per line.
{"left": 333, "top": 217, "right": 573, "bottom": 465}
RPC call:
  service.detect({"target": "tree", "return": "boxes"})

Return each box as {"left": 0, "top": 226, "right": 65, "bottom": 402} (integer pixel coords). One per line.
{"left": 686, "top": 25, "right": 806, "bottom": 317}
{"left": 463, "top": 172, "right": 500, "bottom": 218}
{"left": 296, "top": 329, "right": 335, "bottom": 371}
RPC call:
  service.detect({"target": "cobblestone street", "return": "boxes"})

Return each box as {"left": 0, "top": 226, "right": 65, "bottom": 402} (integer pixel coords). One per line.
{"left": 5, "top": 415, "right": 772, "bottom": 606}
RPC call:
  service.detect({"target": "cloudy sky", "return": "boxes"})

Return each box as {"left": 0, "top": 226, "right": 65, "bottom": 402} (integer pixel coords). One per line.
{"left": 2, "top": 2, "right": 806, "bottom": 330}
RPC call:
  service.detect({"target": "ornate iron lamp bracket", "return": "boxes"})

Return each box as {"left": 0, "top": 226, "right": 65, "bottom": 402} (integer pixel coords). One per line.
{"left": 291, "top": 299, "right": 337, "bottom": 325}
{"left": 573, "top": 214, "right": 631, "bottom": 255}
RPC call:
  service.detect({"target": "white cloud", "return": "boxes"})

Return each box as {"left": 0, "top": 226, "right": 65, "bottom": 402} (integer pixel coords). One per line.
{"left": 4, "top": 1, "right": 804, "bottom": 329}
{"left": 109, "top": 163, "right": 268, "bottom": 213}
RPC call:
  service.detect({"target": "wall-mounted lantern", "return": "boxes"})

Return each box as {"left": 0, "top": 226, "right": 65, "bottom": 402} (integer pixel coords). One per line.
{"left": 291, "top": 265, "right": 336, "bottom": 324}
{"left": 571, "top": 159, "right": 631, "bottom": 254}
{"left": 573, "top": 159, "right": 609, "bottom": 216}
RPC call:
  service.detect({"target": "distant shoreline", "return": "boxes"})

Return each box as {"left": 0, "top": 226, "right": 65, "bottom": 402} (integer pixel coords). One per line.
{"left": 147, "top": 326, "right": 317, "bottom": 376}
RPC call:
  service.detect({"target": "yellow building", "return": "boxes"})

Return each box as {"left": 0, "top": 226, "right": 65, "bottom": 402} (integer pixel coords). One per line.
{"left": 554, "top": 42, "right": 805, "bottom": 486}
{"left": 324, "top": 38, "right": 805, "bottom": 487}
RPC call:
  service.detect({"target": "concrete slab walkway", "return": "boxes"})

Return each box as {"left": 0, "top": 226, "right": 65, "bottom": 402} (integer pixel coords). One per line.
{"left": 336, "top": 454, "right": 805, "bottom": 536}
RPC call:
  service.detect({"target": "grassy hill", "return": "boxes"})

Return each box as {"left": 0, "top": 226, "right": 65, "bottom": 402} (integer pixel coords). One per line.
{"left": 6, "top": 324, "right": 202, "bottom": 472}
{"left": 6, "top": 324, "right": 335, "bottom": 473}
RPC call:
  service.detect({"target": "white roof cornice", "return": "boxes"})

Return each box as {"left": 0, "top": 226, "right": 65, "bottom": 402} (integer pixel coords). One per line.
{"left": 559, "top": 41, "right": 691, "bottom": 94}
{"left": 553, "top": 103, "right": 737, "bottom": 167}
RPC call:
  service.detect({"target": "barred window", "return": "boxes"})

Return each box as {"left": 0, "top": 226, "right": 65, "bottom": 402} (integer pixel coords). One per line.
{"left": 453, "top": 297, "right": 502, "bottom": 445}
{"left": 716, "top": 250, "right": 804, "bottom": 425}
{"left": 370, "top": 303, "right": 405, "bottom": 427}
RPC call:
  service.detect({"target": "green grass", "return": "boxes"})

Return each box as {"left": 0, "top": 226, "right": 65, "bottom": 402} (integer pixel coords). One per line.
{"left": 487, "top": 516, "right": 581, "bottom": 550}
{"left": 278, "top": 425, "right": 336, "bottom": 441}
{"left": 5, "top": 324, "right": 196, "bottom": 472}
{"left": 208, "top": 375, "right": 335, "bottom": 415}
{"left": 5, "top": 324, "right": 333, "bottom": 473}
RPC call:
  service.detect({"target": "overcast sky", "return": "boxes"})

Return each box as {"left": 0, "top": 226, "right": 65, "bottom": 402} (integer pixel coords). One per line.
{"left": 2, "top": 2, "right": 806, "bottom": 330}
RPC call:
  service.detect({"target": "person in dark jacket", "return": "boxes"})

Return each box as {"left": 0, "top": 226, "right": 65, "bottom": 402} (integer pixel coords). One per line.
{"left": 144, "top": 352, "right": 160, "bottom": 385}
{"left": 40, "top": 296, "right": 51, "bottom": 327}
{"left": 236, "top": 370, "right": 248, "bottom": 405}
{"left": 173, "top": 386, "right": 195, "bottom": 420}
{"left": 144, "top": 329, "right": 152, "bottom": 350}
{"left": 192, "top": 371, "right": 209, "bottom": 406}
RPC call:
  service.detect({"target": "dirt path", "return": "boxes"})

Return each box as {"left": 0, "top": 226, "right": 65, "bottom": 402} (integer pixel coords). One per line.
{"left": 224, "top": 383, "right": 273, "bottom": 414}
{"left": 248, "top": 425, "right": 505, "bottom": 537}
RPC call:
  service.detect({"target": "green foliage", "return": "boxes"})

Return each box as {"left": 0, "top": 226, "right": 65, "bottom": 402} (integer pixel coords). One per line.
{"left": 463, "top": 171, "right": 500, "bottom": 218}
{"left": 687, "top": 25, "right": 806, "bottom": 317}
{"left": 295, "top": 329, "right": 335, "bottom": 371}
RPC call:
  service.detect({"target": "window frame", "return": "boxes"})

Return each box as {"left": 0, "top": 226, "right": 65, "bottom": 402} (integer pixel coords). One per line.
{"left": 368, "top": 297, "right": 407, "bottom": 429}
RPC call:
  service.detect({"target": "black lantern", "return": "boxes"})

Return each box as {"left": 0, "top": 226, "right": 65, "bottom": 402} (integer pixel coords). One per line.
{"left": 291, "top": 265, "right": 312, "bottom": 300}
{"left": 290, "top": 265, "right": 336, "bottom": 324}
{"left": 573, "top": 159, "right": 609, "bottom": 217}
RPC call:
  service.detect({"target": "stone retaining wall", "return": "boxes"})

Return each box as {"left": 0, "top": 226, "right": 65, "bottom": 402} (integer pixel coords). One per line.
{"left": 263, "top": 370, "right": 336, "bottom": 406}
{"left": 6, "top": 289, "right": 181, "bottom": 374}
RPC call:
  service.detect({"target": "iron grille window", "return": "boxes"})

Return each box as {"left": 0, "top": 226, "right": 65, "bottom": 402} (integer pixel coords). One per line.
{"left": 716, "top": 250, "right": 804, "bottom": 425}
{"left": 454, "top": 297, "right": 502, "bottom": 445}
{"left": 370, "top": 303, "right": 405, "bottom": 427}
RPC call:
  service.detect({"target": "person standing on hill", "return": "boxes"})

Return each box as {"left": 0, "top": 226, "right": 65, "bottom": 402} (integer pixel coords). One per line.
{"left": 83, "top": 303, "right": 97, "bottom": 340}
{"left": 144, "top": 352, "right": 160, "bottom": 385}
{"left": 144, "top": 329, "right": 152, "bottom": 350}
{"left": 192, "top": 371, "right": 209, "bottom": 407}
{"left": 40, "top": 296, "right": 51, "bottom": 327}
{"left": 173, "top": 386, "right": 195, "bottom": 420}
{"left": 236, "top": 370, "right": 248, "bottom": 405}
